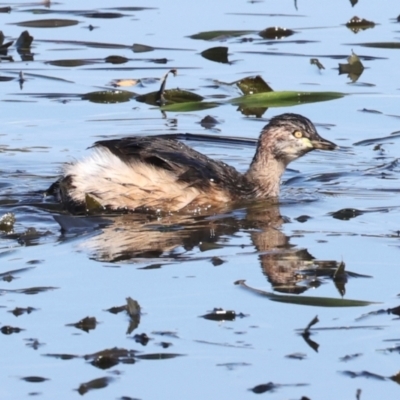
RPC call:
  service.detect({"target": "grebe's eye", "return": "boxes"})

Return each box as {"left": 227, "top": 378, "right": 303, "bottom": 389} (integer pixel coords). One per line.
{"left": 293, "top": 130, "right": 303, "bottom": 138}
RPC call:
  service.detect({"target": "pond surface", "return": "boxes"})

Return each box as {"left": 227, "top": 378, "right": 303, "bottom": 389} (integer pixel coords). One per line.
{"left": 1, "top": 0, "right": 400, "bottom": 399}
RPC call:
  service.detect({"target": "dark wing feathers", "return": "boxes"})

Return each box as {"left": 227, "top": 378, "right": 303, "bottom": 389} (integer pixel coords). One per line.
{"left": 94, "top": 137, "right": 251, "bottom": 194}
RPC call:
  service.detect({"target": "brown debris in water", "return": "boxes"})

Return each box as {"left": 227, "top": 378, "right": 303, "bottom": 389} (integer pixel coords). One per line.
{"left": 66, "top": 316, "right": 97, "bottom": 333}
{"left": 346, "top": 16, "right": 375, "bottom": 33}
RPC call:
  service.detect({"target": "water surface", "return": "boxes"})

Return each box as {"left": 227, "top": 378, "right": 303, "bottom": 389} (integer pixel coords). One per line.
{"left": 1, "top": 1, "right": 400, "bottom": 399}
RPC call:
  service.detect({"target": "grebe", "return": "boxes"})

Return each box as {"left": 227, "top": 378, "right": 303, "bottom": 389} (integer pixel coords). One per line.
{"left": 51, "top": 113, "right": 336, "bottom": 213}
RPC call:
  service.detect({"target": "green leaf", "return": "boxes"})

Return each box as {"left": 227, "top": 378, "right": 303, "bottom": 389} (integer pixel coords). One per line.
{"left": 229, "top": 91, "right": 345, "bottom": 108}
{"left": 136, "top": 89, "right": 203, "bottom": 106}
{"left": 235, "top": 280, "right": 378, "bottom": 307}
{"left": 160, "top": 101, "right": 220, "bottom": 112}
{"left": 234, "top": 75, "right": 274, "bottom": 95}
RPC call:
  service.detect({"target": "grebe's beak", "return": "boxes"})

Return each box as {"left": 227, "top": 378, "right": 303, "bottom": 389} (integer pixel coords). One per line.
{"left": 310, "top": 137, "right": 337, "bottom": 151}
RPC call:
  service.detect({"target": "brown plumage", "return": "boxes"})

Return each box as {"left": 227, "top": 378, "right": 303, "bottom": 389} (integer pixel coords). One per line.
{"left": 51, "top": 113, "right": 337, "bottom": 213}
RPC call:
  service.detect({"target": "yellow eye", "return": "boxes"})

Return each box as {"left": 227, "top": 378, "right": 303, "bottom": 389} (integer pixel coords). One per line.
{"left": 293, "top": 131, "right": 303, "bottom": 138}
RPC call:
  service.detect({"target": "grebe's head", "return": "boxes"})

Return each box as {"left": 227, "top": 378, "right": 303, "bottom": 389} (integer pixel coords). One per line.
{"left": 259, "top": 113, "right": 337, "bottom": 164}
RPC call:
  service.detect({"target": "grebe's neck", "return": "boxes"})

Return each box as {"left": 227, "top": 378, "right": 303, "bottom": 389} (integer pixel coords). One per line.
{"left": 245, "top": 141, "right": 287, "bottom": 198}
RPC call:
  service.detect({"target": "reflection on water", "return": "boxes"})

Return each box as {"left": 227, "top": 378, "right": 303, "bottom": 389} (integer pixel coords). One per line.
{"left": 58, "top": 201, "right": 350, "bottom": 298}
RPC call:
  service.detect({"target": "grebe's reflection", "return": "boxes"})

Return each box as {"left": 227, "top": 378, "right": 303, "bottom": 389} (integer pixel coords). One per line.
{"left": 57, "top": 201, "right": 340, "bottom": 295}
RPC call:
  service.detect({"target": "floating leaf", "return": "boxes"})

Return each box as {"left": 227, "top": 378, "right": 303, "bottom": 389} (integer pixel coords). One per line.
{"left": 160, "top": 101, "right": 219, "bottom": 112}
{"left": 200, "top": 308, "right": 236, "bottom": 321}
{"left": 132, "top": 43, "right": 154, "bottom": 52}
{"left": 10, "top": 306, "right": 37, "bottom": 316}
{"left": 0, "top": 212, "right": 15, "bottom": 232}
{"left": 330, "top": 208, "right": 364, "bottom": 220}
{"left": 1, "top": 325, "right": 23, "bottom": 334}
{"left": 136, "top": 353, "right": 184, "bottom": 360}
{"left": 304, "top": 315, "right": 319, "bottom": 332}
{"left": 310, "top": 58, "right": 325, "bottom": 70}
{"left": 106, "top": 6, "right": 157, "bottom": 11}
{"left": 346, "top": 16, "right": 375, "bottom": 34}
{"left": 38, "top": 38, "right": 128, "bottom": 49}
{"left": 390, "top": 371, "right": 400, "bottom": 384}
{"left": 136, "top": 89, "right": 203, "bottom": 106}
{"left": 189, "top": 30, "right": 255, "bottom": 41}
{"left": 0, "top": 40, "right": 13, "bottom": 50}
{"left": 259, "top": 27, "right": 295, "bottom": 39}
{"left": 21, "top": 376, "right": 48, "bottom": 383}
{"left": 44, "top": 353, "right": 79, "bottom": 360}
{"left": 230, "top": 90, "right": 345, "bottom": 108}
{"left": 0, "top": 267, "right": 34, "bottom": 284}
{"left": 15, "top": 30, "right": 33, "bottom": 50}
{"left": 66, "top": 316, "right": 97, "bottom": 333}
{"left": 77, "top": 377, "right": 114, "bottom": 395}
{"left": 235, "top": 280, "right": 378, "bottom": 307}
{"left": 82, "top": 90, "right": 135, "bottom": 104}
{"left": 339, "top": 353, "right": 363, "bottom": 362}
{"left": 105, "top": 55, "right": 129, "bottom": 64}
{"left": 234, "top": 75, "right": 273, "bottom": 95}
{"left": 13, "top": 19, "right": 79, "bottom": 28}
{"left": 354, "top": 131, "right": 400, "bottom": 146}
{"left": 340, "top": 370, "right": 386, "bottom": 380}
{"left": 250, "top": 382, "right": 308, "bottom": 394}
{"left": 352, "top": 42, "right": 400, "bottom": 49}
{"left": 126, "top": 297, "right": 141, "bottom": 334}
{"left": 79, "top": 12, "right": 125, "bottom": 19}
{"left": 46, "top": 59, "right": 97, "bottom": 67}
{"left": 11, "top": 286, "right": 58, "bottom": 295}
{"left": 339, "top": 51, "right": 364, "bottom": 82}
{"left": 201, "top": 46, "right": 229, "bottom": 63}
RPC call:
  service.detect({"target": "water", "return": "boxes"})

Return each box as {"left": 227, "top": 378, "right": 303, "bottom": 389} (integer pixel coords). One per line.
{"left": 1, "top": 0, "right": 400, "bottom": 399}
